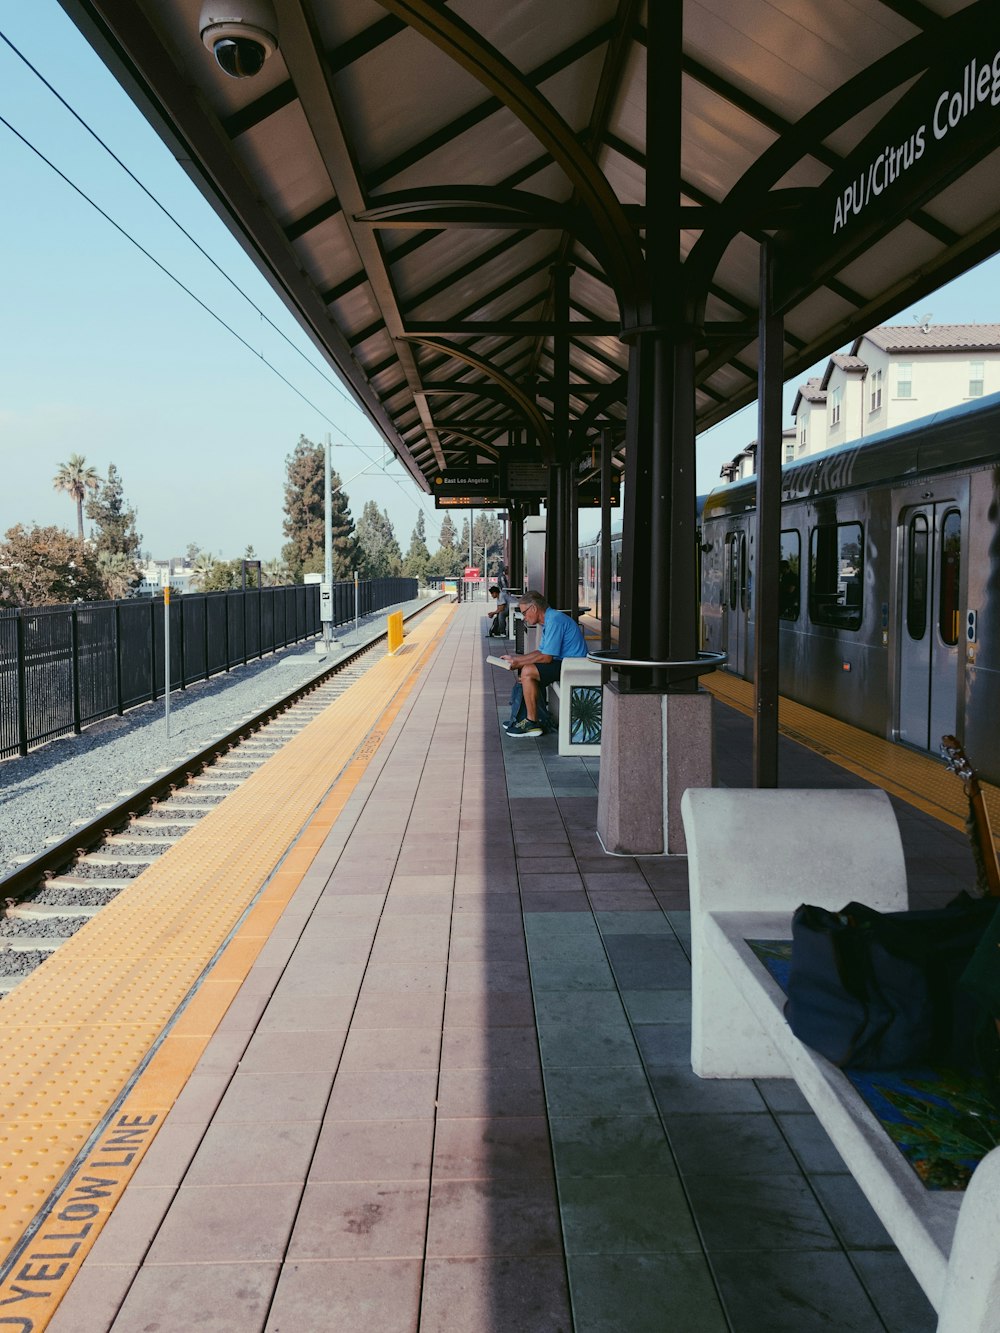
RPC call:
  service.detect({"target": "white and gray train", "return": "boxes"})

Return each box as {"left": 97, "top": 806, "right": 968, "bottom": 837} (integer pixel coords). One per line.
{"left": 580, "top": 392, "right": 1000, "bottom": 784}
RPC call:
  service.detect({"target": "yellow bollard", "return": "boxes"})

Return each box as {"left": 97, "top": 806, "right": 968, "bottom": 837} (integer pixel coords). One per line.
{"left": 387, "top": 610, "right": 404, "bottom": 654}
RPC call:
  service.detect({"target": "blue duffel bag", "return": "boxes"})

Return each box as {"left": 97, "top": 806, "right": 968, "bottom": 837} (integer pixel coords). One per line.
{"left": 784, "top": 893, "right": 999, "bottom": 1070}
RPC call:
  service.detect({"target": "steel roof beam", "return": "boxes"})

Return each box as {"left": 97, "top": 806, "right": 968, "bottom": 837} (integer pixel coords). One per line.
{"left": 684, "top": 13, "right": 978, "bottom": 304}
{"left": 406, "top": 337, "right": 553, "bottom": 458}
{"left": 403, "top": 321, "right": 618, "bottom": 337}
{"left": 279, "top": 0, "right": 446, "bottom": 470}
{"left": 375, "top": 0, "right": 647, "bottom": 325}
{"left": 318, "top": 153, "right": 560, "bottom": 309}
{"left": 222, "top": 15, "right": 407, "bottom": 138}
{"left": 365, "top": 21, "right": 617, "bottom": 194}
{"left": 525, "top": 0, "right": 643, "bottom": 380}
{"left": 65, "top": 0, "right": 429, "bottom": 492}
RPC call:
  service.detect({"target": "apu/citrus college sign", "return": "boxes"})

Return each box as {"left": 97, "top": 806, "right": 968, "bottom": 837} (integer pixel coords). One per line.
{"left": 777, "top": 4, "right": 1000, "bottom": 309}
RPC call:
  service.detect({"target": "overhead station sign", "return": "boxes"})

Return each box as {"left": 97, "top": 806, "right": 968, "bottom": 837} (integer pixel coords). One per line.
{"left": 432, "top": 469, "right": 500, "bottom": 507}
{"left": 500, "top": 457, "right": 549, "bottom": 495}
{"left": 431, "top": 460, "right": 618, "bottom": 506}
{"left": 776, "top": 7, "right": 1000, "bottom": 309}
{"left": 578, "top": 479, "right": 620, "bottom": 507}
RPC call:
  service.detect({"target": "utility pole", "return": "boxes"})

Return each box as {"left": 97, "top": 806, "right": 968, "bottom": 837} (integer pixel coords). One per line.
{"left": 318, "top": 435, "right": 339, "bottom": 654}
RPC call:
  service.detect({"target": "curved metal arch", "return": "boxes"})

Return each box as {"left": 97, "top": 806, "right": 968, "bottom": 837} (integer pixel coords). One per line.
{"left": 683, "top": 7, "right": 984, "bottom": 305}
{"left": 403, "top": 336, "right": 553, "bottom": 455}
{"left": 373, "top": 0, "right": 647, "bottom": 324}
{"left": 356, "top": 186, "right": 601, "bottom": 248}
{"left": 437, "top": 428, "right": 501, "bottom": 460}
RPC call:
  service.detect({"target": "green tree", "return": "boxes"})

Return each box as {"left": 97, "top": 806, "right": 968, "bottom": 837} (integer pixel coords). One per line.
{"left": 241, "top": 544, "right": 261, "bottom": 589}
{"left": 472, "top": 511, "right": 503, "bottom": 578}
{"left": 0, "top": 524, "right": 106, "bottom": 607}
{"left": 262, "top": 557, "right": 291, "bottom": 586}
{"left": 357, "top": 501, "right": 402, "bottom": 578}
{"left": 191, "top": 550, "right": 219, "bottom": 590}
{"left": 97, "top": 551, "right": 139, "bottom": 600}
{"left": 429, "top": 512, "right": 463, "bottom": 577}
{"left": 403, "top": 510, "right": 431, "bottom": 582}
{"left": 438, "top": 513, "right": 458, "bottom": 554}
{"left": 86, "top": 463, "right": 142, "bottom": 592}
{"left": 282, "top": 435, "right": 358, "bottom": 579}
{"left": 52, "top": 454, "right": 100, "bottom": 542}
{"left": 197, "top": 558, "right": 246, "bottom": 591}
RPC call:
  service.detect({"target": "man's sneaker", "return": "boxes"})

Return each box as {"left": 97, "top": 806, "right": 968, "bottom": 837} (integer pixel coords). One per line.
{"left": 508, "top": 717, "right": 543, "bottom": 738}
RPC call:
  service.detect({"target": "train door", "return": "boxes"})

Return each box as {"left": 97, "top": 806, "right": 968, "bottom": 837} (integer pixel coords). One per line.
{"left": 722, "top": 527, "right": 749, "bottom": 675}
{"left": 897, "top": 501, "right": 963, "bottom": 752}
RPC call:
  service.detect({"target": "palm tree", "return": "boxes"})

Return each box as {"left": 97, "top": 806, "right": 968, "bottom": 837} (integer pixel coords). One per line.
{"left": 53, "top": 454, "right": 101, "bottom": 541}
{"left": 262, "top": 557, "right": 290, "bottom": 586}
{"left": 191, "top": 551, "right": 218, "bottom": 590}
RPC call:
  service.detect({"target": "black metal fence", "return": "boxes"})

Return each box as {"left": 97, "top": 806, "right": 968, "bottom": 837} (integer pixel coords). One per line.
{"left": 0, "top": 577, "right": 417, "bottom": 760}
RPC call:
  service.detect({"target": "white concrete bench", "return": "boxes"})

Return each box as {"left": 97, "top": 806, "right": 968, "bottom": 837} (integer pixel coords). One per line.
{"left": 548, "top": 657, "right": 603, "bottom": 756}
{"left": 681, "top": 787, "right": 1000, "bottom": 1333}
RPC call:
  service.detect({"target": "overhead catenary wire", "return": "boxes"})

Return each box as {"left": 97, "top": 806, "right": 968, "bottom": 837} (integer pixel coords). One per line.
{"left": 0, "top": 27, "right": 450, "bottom": 543}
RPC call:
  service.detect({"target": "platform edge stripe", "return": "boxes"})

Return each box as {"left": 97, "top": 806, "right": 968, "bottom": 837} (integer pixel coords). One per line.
{"left": 0, "top": 606, "right": 453, "bottom": 1300}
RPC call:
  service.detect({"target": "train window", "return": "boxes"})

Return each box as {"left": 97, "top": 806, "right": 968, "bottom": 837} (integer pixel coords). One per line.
{"left": 779, "top": 531, "right": 800, "bottom": 620}
{"left": 906, "top": 515, "right": 929, "bottom": 640}
{"left": 809, "top": 522, "right": 863, "bottom": 630}
{"left": 939, "top": 510, "right": 961, "bottom": 646}
{"left": 727, "top": 533, "right": 745, "bottom": 612}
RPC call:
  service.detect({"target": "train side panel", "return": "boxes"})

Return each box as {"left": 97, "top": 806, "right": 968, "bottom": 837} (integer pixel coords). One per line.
{"left": 963, "top": 465, "right": 1000, "bottom": 763}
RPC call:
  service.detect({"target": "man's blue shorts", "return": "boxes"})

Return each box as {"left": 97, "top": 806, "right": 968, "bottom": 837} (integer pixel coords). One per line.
{"left": 533, "top": 660, "right": 562, "bottom": 687}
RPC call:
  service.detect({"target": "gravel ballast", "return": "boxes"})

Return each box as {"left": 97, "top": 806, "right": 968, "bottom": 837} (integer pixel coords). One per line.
{"left": 0, "top": 595, "right": 438, "bottom": 878}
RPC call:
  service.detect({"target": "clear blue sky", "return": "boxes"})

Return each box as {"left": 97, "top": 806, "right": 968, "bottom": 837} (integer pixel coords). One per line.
{"left": 3, "top": 4, "right": 1000, "bottom": 559}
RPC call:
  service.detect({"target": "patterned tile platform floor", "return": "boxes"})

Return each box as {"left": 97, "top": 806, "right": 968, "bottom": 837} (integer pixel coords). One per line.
{"left": 48, "top": 602, "right": 974, "bottom": 1332}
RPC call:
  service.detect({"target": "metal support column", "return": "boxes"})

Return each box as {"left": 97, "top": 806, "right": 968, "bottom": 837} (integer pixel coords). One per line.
{"left": 753, "top": 240, "right": 784, "bottom": 787}
{"left": 619, "top": 3, "right": 693, "bottom": 686}
{"left": 600, "top": 427, "right": 613, "bottom": 651}
{"left": 547, "top": 261, "right": 576, "bottom": 613}
{"left": 509, "top": 503, "right": 525, "bottom": 592}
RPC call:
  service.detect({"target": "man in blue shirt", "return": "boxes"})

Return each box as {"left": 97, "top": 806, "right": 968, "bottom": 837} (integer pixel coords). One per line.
{"left": 502, "top": 590, "right": 587, "bottom": 737}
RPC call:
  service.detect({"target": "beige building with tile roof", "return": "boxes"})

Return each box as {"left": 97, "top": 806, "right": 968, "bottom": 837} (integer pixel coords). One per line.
{"left": 721, "top": 322, "right": 1000, "bottom": 482}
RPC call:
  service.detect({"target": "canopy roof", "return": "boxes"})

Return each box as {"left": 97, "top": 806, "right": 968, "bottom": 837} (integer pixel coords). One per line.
{"left": 59, "top": 0, "right": 1000, "bottom": 493}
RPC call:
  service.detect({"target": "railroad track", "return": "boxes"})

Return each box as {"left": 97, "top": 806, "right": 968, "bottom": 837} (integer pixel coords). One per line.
{"left": 0, "top": 601, "right": 440, "bottom": 994}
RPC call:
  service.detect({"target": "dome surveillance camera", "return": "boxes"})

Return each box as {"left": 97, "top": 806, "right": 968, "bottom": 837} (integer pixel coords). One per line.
{"left": 199, "top": 1, "right": 278, "bottom": 78}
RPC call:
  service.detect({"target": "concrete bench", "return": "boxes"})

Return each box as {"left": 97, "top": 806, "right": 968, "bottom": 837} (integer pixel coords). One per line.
{"left": 548, "top": 656, "right": 603, "bottom": 756}
{"left": 681, "top": 787, "right": 1000, "bottom": 1333}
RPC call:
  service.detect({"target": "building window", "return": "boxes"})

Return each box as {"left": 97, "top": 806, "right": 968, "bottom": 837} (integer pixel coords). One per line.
{"left": 830, "top": 386, "right": 842, "bottom": 426}
{"left": 969, "top": 360, "right": 984, "bottom": 397}
{"left": 896, "top": 362, "right": 912, "bottom": 397}
{"left": 809, "top": 522, "right": 863, "bottom": 630}
{"left": 785, "top": 441, "right": 795, "bottom": 463}
{"left": 869, "top": 368, "right": 883, "bottom": 413}
{"left": 799, "top": 426, "right": 807, "bottom": 450}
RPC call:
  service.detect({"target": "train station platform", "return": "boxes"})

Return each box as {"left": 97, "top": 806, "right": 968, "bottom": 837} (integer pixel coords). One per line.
{"left": 6, "top": 599, "right": 977, "bottom": 1331}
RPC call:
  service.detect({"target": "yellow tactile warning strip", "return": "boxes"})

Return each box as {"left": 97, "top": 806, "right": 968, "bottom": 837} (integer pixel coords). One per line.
{"left": 702, "top": 668, "right": 1000, "bottom": 833}
{"left": 0, "top": 603, "right": 453, "bottom": 1327}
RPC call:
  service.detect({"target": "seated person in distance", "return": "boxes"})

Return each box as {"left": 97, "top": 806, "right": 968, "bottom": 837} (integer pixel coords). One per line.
{"left": 486, "top": 583, "right": 510, "bottom": 635}
{"left": 502, "top": 590, "right": 587, "bottom": 737}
